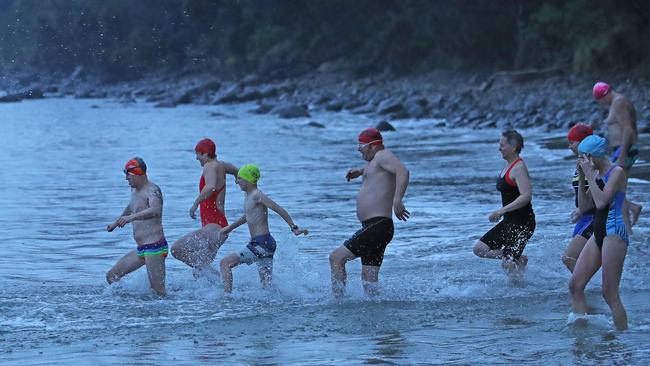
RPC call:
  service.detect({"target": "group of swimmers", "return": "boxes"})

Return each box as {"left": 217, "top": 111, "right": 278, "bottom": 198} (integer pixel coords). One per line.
{"left": 106, "top": 81, "right": 640, "bottom": 331}
{"left": 106, "top": 127, "right": 409, "bottom": 298}
{"left": 471, "top": 81, "right": 641, "bottom": 330}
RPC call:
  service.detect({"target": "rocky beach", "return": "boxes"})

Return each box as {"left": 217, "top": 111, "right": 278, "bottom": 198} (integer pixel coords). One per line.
{"left": 2, "top": 68, "right": 650, "bottom": 131}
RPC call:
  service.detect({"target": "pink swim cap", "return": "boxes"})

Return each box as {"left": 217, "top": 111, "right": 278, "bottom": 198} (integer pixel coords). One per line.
{"left": 592, "top": 81, "right": 611, "bottom": 100}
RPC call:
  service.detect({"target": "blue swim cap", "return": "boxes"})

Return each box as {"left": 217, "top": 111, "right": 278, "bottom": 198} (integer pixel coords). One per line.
{"left": 578, "top": 135, "right": 608, "bottom": 158}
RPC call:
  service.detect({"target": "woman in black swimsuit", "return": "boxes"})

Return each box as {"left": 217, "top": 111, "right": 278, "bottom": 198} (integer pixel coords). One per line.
{"left": 473, "top": 130, "right": 536, "bottom": 276}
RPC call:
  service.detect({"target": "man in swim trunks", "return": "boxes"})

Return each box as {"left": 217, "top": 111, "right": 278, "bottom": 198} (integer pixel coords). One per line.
{"left": 329, "top": 128, "right": 410, "bottom": 297}
{"left": 219, "top": 164, "right": 307, "bottom": 293}
{"left": 106, "top": 157, "right": 167, "bottom": 296}
{"left": 171, "top": 138, "right": 238, "bottom": 277}
{"left": 593, "top": 81, "right": 642, "bottom": 230}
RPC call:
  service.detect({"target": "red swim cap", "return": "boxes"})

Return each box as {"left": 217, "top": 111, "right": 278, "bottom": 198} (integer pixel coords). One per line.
{"left": 195, "top": 138, "right": 216, "bottom": 155}
{"left": 592, "top": 81, "right": 611, "bottom": 100}
{"left": 124, "top": 157, "right": 146, "bottom": 176}
{"left": 358, "top": 128, "right": 383, "bottom": 145}
{"left": 568, "top": 123, "right": 593, "bottom": 142}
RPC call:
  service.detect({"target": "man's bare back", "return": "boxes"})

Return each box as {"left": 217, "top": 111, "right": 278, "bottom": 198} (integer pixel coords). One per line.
{"left": 606, "top": 94, "right": 637, "bottom": 147}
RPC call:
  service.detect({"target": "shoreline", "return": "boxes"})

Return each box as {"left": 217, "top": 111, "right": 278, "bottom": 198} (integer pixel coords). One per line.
{"left": 1, "top": 69, "right": 649, "bottom": 134}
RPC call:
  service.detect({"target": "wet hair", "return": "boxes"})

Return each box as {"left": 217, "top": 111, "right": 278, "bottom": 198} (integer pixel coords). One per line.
{"left": 502, "top": 129, "right": 524, "bottom": 153}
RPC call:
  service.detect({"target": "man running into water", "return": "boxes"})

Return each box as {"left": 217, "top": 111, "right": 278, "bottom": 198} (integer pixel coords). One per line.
{"left": 473, "top": 130, "right": 535, "bottom": 277}
{"left": 329, "top": 128, "right": 410, "bottom": 297}
{"left": 106, "top": 158, "right": 167, "bottom": 296}
{"left": 593, "top": 81, "right": 642, "bottom": 231}
{"left": 219, "top": 164, "right": 307, "bottom": 293}
{"left": 171, "top": 138, "right": 238, "bottom": 277}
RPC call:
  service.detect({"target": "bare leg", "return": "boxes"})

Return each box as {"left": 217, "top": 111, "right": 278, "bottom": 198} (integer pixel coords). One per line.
{"left": 329, "top": 246, "right": 356, "bottom": 297}
{"left": 569, "top": 238, "right": 602, "bottom": 315}
{"left": 473, "top": 241, "right": 502, "bottom": 259}
{"left": 601, "top": 236, "right": 628, "bottom": 331}
{"left": 144, "top": 254, "right": 167, "bottom": 296}
{"left": 220, "top": 254, "right": 241, "bottom": 293}
{"left": 563, "top": 235, "right": 589, "bottom": 273}
{"left": 361, "top": 265, "right": 380, "bottom": 297}
{"left": 106, "top": 250, "right": 144, "bottom": 284}
{"left": 171, "top": 224, "right": 225, "bottom": 271}
{"left": 502, "top": 255, "right": 528, "bottom": 277}
{"left": 258, "top": 261, "right": 273, "bottom": 288}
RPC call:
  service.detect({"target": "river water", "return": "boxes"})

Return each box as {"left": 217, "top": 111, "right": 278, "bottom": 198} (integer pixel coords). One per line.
{"left": 1, "top": 98, "right": 649, "bottom": 365}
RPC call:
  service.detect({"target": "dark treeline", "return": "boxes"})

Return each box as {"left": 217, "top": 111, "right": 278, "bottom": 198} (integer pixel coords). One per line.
{"left": 1, "top": 0, "right": 649, "bottom": 81}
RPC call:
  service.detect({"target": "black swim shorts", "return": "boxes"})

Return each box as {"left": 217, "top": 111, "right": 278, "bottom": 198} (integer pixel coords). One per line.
{"left": 344, "top": 217, "right": 394, "bottom": 267}
{"left": 480, "top": 215, "right": 535, "bottom": 260}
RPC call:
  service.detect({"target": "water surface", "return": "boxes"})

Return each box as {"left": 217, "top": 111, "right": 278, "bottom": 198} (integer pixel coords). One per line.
{"left": 1, "top": 98, "right": 649, "bottom": 365}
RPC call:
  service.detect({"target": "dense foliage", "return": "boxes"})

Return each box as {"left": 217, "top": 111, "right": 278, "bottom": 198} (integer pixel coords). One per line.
{"left": 0, "top": 0, "right": 648, "bottom": 80}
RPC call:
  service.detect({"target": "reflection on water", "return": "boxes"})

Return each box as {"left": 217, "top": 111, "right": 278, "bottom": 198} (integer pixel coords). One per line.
{"left": 1, "top": 98, "right": 649, "bottom": 364}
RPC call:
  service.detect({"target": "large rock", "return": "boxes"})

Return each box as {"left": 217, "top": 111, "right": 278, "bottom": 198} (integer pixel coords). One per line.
{"left": 325, "top": 98, "right": 345, "bottom": 111}
{"left": 249, "top": 103, "right": 274, "bottom": 114}
{"left": 215, "top": 84, "right": 244, "bottom": 103}
{"left": 376, "top": 120, "right": 396, "bottom": 131}
{"left": 350, "top": 103, "right": 375, "bottom": 114}
{"left": 75, "top": 88, "right": 107, "bottom": 99}
{"left": 377, "top": 98, "right": 403, "bottom": 114}
{"left": 176, "top": 80, "right": 221, "bottom": 105}
{"left": 404, "top": 98, "right": 428, "bottom": 118}
{"left": 273, "top": 103, "right": 310, "bottom": 119}
{"left": 0, "top": 88, "right": 45, "bottom": 102}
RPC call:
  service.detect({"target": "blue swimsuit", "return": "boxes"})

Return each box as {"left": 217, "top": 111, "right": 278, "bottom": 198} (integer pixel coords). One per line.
{"left": 592, "top": 166, "right": 628, "bottom": 249}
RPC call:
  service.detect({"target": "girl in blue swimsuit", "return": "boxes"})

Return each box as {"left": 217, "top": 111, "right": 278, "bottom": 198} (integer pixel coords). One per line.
{"left": 569, "top": 135, "right": 629, "bottom": 331}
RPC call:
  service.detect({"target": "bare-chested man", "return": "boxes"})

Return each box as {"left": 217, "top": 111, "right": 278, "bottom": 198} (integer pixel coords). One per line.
{"left": 329, "top": 128, "right": 410, "bottom": 297}
{"left": 593, "top": 81, "right": 642, "bottom": 230}
{"left": 219, "top": 164, "right": 307, "bottom": 293}
{"left": 106, "top": 157, "right": 167, "bottom": 296}
{"left": 171, "top": 138, "right": 238, "bottom": 278}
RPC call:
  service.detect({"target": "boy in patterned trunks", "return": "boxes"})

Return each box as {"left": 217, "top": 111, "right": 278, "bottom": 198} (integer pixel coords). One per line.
{"left": 219, "top": 164, "right": 307, "bottom": 293}
{"left": 106, "top": 158, "right": 168, "bottom": 296}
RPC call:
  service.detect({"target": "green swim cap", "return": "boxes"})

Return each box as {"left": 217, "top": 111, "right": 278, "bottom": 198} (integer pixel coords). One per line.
{"left": 238, "top": 164, "right": 260, "bottom": 184}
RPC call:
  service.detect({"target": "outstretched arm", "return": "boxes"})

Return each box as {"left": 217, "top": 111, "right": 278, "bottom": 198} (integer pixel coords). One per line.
{"left": 221, "top": 214, "right": 247, "bottom": 235}
{"left": 222, "top": 161, "right": 239, "bottom": 176}
{"left": 377, "top": 151, "right": 410, "bottom": 221}
{"left": 107, "top": 205, "right": 131, "bottom": 231}
{"left": 346, "top": 167, "right": 365, "bottom": 182}
{"left": 258, "top": 192, "right": 307, "bottom": 235}
{"left": 114, "top": 187, "right": 163, "bottom": 228}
